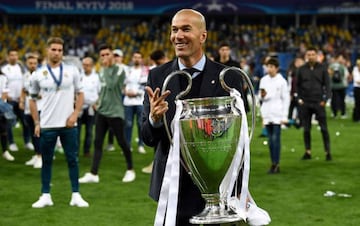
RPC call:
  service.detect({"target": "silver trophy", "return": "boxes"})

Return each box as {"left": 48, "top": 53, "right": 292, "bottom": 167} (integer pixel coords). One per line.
{"left": 162, "top": 67, "right": 255, "bottom": 224}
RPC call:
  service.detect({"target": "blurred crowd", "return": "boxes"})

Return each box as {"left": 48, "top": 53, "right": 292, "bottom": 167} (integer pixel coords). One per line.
{"left": 0, "top": 20, "right": 358, "bottom": 66}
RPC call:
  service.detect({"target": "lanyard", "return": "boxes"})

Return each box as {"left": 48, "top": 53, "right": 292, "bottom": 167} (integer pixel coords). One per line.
{"left": 47, "top": 64, "right": 63, "bottom": 90}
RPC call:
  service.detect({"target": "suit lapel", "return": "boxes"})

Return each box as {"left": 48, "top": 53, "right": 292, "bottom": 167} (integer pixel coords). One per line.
{"left": 164, "top": 61, "right": 182, "bottom": 98}
{"left": 165, "top": 58, "right": 222, "bottom": 98}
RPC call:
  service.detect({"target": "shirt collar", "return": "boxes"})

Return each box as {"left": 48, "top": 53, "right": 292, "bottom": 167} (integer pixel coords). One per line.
{"left": 178, "top": 54, "right": 206, "bottom": 72}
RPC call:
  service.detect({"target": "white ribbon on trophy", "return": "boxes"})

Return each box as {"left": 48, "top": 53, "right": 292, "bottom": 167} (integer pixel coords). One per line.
{"left": 154, "top": 100, "right": 183, "bottom": 226}
{"left": 219, "top": 88, "right": 250, "bottom": 221}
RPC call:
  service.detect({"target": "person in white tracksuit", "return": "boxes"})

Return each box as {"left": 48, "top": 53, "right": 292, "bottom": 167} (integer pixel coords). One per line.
{"left": 259, "top": 57, "right": 290, "bottom": 174}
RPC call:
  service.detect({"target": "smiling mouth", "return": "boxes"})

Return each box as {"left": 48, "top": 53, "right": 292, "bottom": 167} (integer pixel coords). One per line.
{"left": 175, "top": 43, "right": 188, "bottom": 48}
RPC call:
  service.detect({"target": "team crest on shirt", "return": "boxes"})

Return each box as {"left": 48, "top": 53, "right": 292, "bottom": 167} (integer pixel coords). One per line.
{"left": 64, "top": 72, "right": 68, "bottom": 77}
{"left": 43, "top": 70, "right": 48, "bottom": 76}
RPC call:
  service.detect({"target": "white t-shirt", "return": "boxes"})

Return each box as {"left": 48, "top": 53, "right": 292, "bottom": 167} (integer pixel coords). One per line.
{"left": 23, "top": 70, "right": 43, "bottom": 114}
{"left": 0, "top": 75, "right": 8, "bottom": 96}
{"left": 117, "top": 63, "right": 129, "bottom": 77}
{"left": 259, "top": 73, "right": 290, "bottom": 125}
{"left": 352, "top": 66, "right": 360, "bottom": 88}
{"left": 123, "top": 66, "right": 148, "bottom": 106}
{"left": 81, "top": 71, "right": 100, "bottom": 108}
{"left": 1, "top": 63, "right": 23, "bottom": 101}
{"left": 29, "top": 63, "right": 83, "bottom": 128}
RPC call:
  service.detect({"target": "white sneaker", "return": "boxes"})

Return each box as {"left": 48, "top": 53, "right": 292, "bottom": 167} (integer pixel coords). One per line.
{"left": 9, "top": 143, "right": 18, "bottom": 152}
{"left": 142, "top": 161, "right": 153, "bottom": 174}
{"left": 122, "top": 170, "right": 136, "bottom": 183}
{"left": 70, "top": 192, "right": 89, "bottom": 207}
{"left": 246, "top": 203, "right": 271, "bottom": 226}
{"left": 25, "top": 142, "right": 35, "bottom": 151}
{"left": 33, "top": 156, "right": 42, "bottom": 169}
{"left": 32, "top": 193, "right": 54, "bottom": 208}
{"left": 106, "top": 144, "right": 115, "bottom": 151}
{"left": 138, "top": 146, "right": 146, "bottom": 154}
{"left": 2, "top": 151, "right": 15, "bottom": 161}
{"left": 79, "top": 172, "right": 99, "bottom": 183}
{"left": 25, "top": 155, "right": 37, "bottom": 165}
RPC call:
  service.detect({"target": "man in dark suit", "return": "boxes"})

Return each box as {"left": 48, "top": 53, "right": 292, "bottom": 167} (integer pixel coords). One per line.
{"left": 141, "top": 9, "right": 244, "bottom": 226}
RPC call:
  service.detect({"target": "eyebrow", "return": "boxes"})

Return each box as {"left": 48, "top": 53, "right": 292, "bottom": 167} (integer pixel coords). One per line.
{"left": 172, "top": 24, "right": 192, "bottom": 29}
{"left": 50, "top": 47, "right": 62, "bottom": 51}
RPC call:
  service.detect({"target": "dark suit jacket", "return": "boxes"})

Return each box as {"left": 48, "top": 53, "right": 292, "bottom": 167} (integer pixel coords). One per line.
{"left": 141, "top": 56, "right": 243, "bottom": 222}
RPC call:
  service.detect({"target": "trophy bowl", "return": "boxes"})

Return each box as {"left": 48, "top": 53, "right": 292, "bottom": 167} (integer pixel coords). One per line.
{"left": 179, "top": 96, "right": 242, "bottom": 224}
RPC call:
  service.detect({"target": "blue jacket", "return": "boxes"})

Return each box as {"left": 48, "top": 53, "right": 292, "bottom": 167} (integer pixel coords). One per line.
{"left": 0, "top": 100, "right": 16, "bottom": 125}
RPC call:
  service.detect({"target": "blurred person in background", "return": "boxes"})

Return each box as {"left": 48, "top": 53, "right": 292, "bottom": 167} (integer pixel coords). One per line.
{"left": 328, "top": 54, "right": 349, "bottom": 119}
{"left": 287, "top": 56, "right": 304, "bottom": 128}
{"left": 1, "top": 48, "right": 33, "bottom": 152}
{"left": 149, "top": 49, "right": 169, "bottom": 69}
{"left": 77, "top": 57, "right": 100, "bottom": 157}
{"left": 21, "top": 53, "right": 42, "bottom": 168}
{"left": 0, "top": 69, "right": 15, "bottom": 161}
{"left": 79, "top": 44, "right": 135, "bottom": 184}
{"left": 113, "top": 48, "right": 129, "bottom": 73}
{"left": 105, "top": 48, "right": 129, "bottom": 151}
{"left": 214, "top": 41, "right": 239, "bottom": 67}
{"left": 123, "top": 51, "right": 148, "bottom": 154}
{"left": 259, "top": 58, "right": 290, "bottom": 174}
{"left": 352, "top": 59, "right": 360, "bottom": 122}
{"left": 254, "top": 55, "right": 272, "bottom": 137}
{"left": 215, "top": 42, "right": 250, "bottom": 112}
{"left": 297, "top": 47, "right": 332, "bottom": 161}
{"left": 239, "top": 57, "right": 251, "bottom": 75}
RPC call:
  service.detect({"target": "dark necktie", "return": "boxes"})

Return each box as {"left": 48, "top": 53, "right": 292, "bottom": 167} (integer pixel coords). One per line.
{"left": 183, "top": 68, "right": 200, "bottom": 77}
{"left": 181, "top": 68, "right": 202, "bottom": 98}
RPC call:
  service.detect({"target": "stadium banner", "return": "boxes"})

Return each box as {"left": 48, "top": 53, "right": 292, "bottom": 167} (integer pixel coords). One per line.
{"left": 0, "top": 0, "right": 359, "bottom": 15}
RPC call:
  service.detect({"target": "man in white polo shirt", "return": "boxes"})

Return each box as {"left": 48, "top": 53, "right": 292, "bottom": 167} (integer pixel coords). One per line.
{"left": 77, "top": 57, "right": 100, "bottom": 157}
{"left": 1, "top": 48, "right": 33, "bottom": 151}
{"left": 29, "top": 37, "right": 89, "bottom": 208}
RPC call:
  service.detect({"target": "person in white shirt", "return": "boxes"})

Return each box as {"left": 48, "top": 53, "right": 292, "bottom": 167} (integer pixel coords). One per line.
{"left": 0, "top": 72, "right": 15, "bottom": 161}
{"left": 29, "top": 37, "right": 89, "bottom": 208}
{"left": 77, "top": 57, "right": 100, "bottom": 157}
{"left": 123, "top": 51, "right": 148, "bottom": 154}
{"left": 352, "top": 59, "right": 360, "bottom": 122}
{"left": 21, "top": 53, "right": 43, "bottom": 168}
{"left": 113, "top": 48, "right": 129, "bottom": 75}
{"left": 259, "top": 58, "right": 290, "bottom": 174}
{"left": 1, "top": 48, "right": 33, "bottom": 152}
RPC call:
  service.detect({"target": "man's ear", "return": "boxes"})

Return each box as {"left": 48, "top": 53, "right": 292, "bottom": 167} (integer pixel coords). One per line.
{"left": 200, "top": 31, "right": 207, "bottom": 44}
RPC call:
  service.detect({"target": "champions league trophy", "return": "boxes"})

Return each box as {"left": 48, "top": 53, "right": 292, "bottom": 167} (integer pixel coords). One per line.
{"left": 160, "top": 67, "right": 256, "bottom": 225}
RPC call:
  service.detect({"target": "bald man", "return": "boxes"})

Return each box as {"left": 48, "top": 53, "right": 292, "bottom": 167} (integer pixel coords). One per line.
{"left": 142, "top": 9, "right": 244, "bottom": 225}
{"left": 77, "top": 57, "right": 100, "bottom": 157}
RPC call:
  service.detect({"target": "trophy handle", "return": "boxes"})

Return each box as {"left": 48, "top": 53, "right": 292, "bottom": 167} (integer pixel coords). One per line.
{"left": 219, "top": 66, "right": 256, "bottom": 140}
{"left": 161, "top": 70, "right": 192, "bottom": 143}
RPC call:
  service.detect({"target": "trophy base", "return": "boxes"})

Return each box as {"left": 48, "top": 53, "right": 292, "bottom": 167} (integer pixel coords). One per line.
{"left": 189, "top": 206, "right": 243, "bottom": 224}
